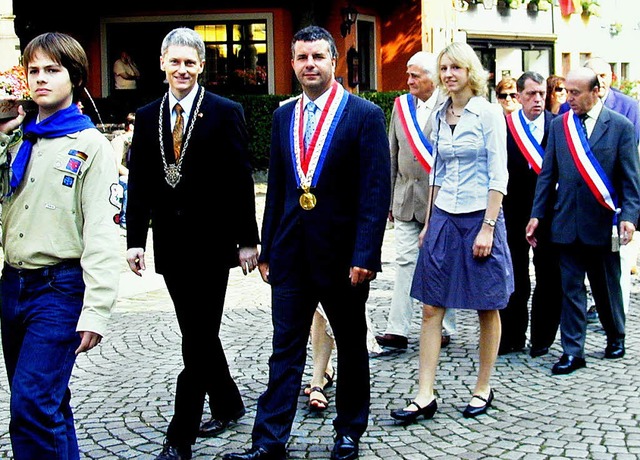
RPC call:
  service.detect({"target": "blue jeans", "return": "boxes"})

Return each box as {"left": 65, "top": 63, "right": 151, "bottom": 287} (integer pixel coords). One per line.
{"left": 0, "top": 260, "right": 84, "bottom": 460}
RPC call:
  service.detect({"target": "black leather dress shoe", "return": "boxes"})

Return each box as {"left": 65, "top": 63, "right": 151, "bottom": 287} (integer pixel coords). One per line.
{"left": 331, "top": 435, "right": 358, "bottom": 460}
{"left": 222, "top": 446, "right": 284, "bottom": 460}
{"left": 390, "top": 398, "right": 437, "bottom": 424}
{"left": 199, "top": 407, "right": 246, "bottom": 437}
{"left": 375, "top": 333, "right": 408, "bottom": 349}
{"left": 529, "top": 346, "right": 549, "bottom": 358}
{"left": 605, "top": 340, "right": 625, "bottom": 359}
{"left": 462, "top": 389, "right": 494, "bottom": 418}
{"left": 155, "top": 439, "right": 192, "bottom": 460}
{"left": 551, "top": 354, "right": 586, "bottom": 375}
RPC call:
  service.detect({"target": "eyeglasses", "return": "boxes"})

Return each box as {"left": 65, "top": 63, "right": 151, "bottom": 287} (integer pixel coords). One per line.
{"left": 497, "top": 92, "right": 517, "bottom": 100}
{"left": 554, "top": 87, "right": 566, "bottom": 92}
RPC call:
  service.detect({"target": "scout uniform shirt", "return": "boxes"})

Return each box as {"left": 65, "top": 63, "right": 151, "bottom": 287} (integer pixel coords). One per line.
{"left": 0, "top": 128, "right": 121, "bottom": 336}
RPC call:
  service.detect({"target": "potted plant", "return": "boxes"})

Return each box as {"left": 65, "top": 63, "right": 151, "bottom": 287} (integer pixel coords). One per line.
{"left": 609, "top": 22, "right": 623, "bottom": 36}
{"left": 538, "top": 0, "right": 551, "bottom": 11}
{"left": 581, "top": 0, "right": 601, "bottom": 17}
{"left": 527, "top": 0, "right": 539, "bottom": 13}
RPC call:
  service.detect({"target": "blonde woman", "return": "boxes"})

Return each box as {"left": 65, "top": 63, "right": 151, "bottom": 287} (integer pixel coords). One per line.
{"left": 390, "top": 42, "right": 513, "bottom": 423}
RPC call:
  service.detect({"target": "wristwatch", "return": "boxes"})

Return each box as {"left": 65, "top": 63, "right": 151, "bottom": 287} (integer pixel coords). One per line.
{"left": 482, "top": 218, "right": 496, "bottom": 227}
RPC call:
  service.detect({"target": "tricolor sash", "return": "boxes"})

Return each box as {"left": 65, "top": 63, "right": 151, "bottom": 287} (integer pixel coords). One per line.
{"left": 290, "top": 81, "right": 349, "bottom": 190}
{"left": 506, "top": 109, "right": 545, "bottom": 174}
{"left": 563, "top": 110, "right": 619, "bottom": 220}
{"left": 395, "top": 94, "right": 434, "bottom": 173}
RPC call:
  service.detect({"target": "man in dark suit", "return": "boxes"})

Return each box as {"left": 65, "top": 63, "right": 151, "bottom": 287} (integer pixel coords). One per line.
{"left": 126, "top": 28, "right": 260, "bottom": 460}
{"left": 500, "top": 71, "right": 562, "bottom": 358}
{"left": 559, "top": 58, "right": 640, "bottom": 324}
{"left": 526, "top": 67, "right": 640, "bottom": 375}
{"left": 223, "top": 26, "right": 390, "bottom": 460}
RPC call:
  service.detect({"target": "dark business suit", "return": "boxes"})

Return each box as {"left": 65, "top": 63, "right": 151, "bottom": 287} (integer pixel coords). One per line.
{"left": 560, "top": 87, "right": 640, "bottom": 142}
{"left": 252, "top": 93, "right": 390, "bottom": 455}
{"left": 127, "top": 86, "right": 259, "bottom": 447}
{"left": 531, "top": 107, "right": 640, "bottom": 358}
{"left": 502, "top": 110, "right": 562, "bottom": 352}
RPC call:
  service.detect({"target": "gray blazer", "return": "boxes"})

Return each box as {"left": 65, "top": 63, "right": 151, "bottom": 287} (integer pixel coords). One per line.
{"left": 389, "top": 90, "right": 447, "bottom": 223}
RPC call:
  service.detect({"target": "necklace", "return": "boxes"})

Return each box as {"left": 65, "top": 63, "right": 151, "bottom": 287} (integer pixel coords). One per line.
{"left": 158, "top": 87, "right": 205, "bottom": 188}
{"left": 449, "top": 105, "right": 462, "bottom": 118}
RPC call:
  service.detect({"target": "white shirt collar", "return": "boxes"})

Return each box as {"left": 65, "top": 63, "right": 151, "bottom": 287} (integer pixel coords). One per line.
{"left": 169, "top": 84, "right": 200, "bottom": 117}
{"left": 303, "top": 86, "right": 332, "bottom": 112}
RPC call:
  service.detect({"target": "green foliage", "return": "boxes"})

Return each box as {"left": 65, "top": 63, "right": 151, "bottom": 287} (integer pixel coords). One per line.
{"left": 228, "top": 91, "right": 405, "bottom": 171}
{"left": 614, "top": 79, "right": 640, "bottom": 100}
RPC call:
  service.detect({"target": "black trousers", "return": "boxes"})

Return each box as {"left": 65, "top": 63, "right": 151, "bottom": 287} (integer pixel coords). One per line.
{"left": 163, "top": 266, "right": 244, "bottom": 447}
{"left": 251, "top": 273, "right": 371, "bottom": 454}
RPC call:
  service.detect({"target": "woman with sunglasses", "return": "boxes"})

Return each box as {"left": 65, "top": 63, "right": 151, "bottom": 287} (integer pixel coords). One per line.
{"left": 545, "top": 75, "right": 567, "bottom": 114}
{"left": 496, "top": 77, "right": 521, "bottom": 115}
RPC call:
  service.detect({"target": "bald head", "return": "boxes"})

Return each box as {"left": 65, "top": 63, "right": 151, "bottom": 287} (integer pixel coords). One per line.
{"left": 565, "top": 67, "right": 600, "bottom": 115}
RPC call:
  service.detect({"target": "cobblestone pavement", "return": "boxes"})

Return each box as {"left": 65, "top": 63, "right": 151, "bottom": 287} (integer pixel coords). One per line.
{"left": 1, "top": 184, "right": 639, "bottom": 459}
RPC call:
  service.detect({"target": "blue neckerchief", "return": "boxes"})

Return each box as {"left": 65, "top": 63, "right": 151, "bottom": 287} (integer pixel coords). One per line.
{"left": 8, "top": 104, "right": 95, "bottom": 196}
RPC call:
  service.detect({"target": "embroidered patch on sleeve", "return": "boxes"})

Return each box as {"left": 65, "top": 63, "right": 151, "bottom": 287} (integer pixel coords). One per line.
{"left": 109, "top": 183, "right": 124, "bottom": 209}
{"left": 65, "top": 158, "right": 82, "bottom": 174}
{"left": 62, "top": 175, "right": 75, "bottom": 187}
{"left": 68, "top": 149, "right": 88, "bottom": 161}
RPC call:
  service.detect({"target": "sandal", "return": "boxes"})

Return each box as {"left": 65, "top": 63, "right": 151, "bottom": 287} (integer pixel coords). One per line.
{"left": 308, "top": 386, "right": 329, "bottom": 412}
{"left": 303, "top": 370, "right": 335, "bottom": 395}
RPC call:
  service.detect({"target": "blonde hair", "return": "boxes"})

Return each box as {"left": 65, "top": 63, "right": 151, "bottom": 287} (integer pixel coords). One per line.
{"left": 436, "top": 42, "right": 488, "bottom": 97}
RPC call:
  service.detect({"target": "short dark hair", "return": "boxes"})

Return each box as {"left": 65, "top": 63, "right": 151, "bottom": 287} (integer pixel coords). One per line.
{"left": 291, "top": 26, "right": 338, "bottom": 60}
{"left": 23, "top": 32, "right": 89, "bottom": 103}
{"left": 516, "top": 71, "right": 545, "bottom": 92}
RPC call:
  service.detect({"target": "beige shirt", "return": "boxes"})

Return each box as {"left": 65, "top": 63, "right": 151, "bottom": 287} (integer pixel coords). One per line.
{"left": 0, "top": 128, "right": 121, "bottom": 336}
{"left": 113, "top": 58, "right": 140, "bottom": 90}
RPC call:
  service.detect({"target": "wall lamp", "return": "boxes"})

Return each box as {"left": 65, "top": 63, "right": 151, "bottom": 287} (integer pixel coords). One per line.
{"left": 340, "top": 4, "right": 359, "bottom": 38}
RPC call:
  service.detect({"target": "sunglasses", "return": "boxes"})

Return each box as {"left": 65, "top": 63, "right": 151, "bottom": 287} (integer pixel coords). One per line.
{"left": 497, "top": 92, "right": 517, "bottom": 100}
{"left": 554, "top": 87, "right": 566, "bottom": 92}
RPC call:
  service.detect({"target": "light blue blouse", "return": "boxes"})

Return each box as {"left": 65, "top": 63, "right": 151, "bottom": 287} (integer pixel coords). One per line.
{"left": 431, "top": 95, "right": 508, "bottom": 214}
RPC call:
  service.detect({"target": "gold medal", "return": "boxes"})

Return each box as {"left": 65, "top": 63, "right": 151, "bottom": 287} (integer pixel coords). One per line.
{"left": 299, "top": 185, "right": 317, "bottom": 210}
{"left": 300, "top": 192, "right": 317, "bottom": 210}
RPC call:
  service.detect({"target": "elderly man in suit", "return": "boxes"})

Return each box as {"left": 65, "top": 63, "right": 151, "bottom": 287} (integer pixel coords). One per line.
{"left": 526, "top": 67, "right": 640, "bottom": 375}
{"left": 126, "top": 28, "right": 260, "bottom": 460}
{"left": 223, "top": 26, "right": 390, "bottom": 460}
{"left": 500, "top": 71, "right": 562, "bottom": 358}
{"left": 560, "top": 58, "right": 640, "bottom": 322}
{"left": 375, "top": 51, "right": 456, "bottom": 351}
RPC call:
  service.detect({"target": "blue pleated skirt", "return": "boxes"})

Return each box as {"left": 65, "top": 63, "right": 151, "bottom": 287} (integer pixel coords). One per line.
{"left": 410, "top": 206, "right": 514, "bottom": 310}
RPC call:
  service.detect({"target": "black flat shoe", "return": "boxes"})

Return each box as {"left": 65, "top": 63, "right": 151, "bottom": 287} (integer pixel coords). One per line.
{"left": 462, "top": 389, "right": 494, "bottom": 418}
{"left": 390, "top": 398, "right": 437, "bottom": 423}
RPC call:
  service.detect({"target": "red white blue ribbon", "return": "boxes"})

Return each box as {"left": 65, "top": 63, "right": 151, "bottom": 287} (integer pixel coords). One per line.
{"left": 506, "top": 109, "right": 544, "bottom": 174}
{"left": 395, "top": 93, "right": 434, "bottom": 173}
{"left": 563, "top": 110, "right": 619, "bottom": 218}
{"left": 290, "top": 81, "right": 349, "bottom": 189}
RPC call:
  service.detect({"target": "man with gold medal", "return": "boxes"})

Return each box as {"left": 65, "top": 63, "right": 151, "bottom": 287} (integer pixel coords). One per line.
{"left": 224, "top": 26, "right": 390, "bottom": 460}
